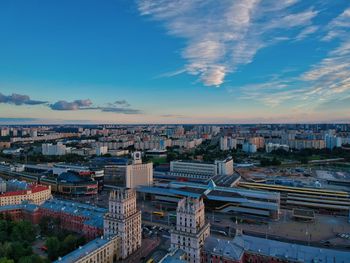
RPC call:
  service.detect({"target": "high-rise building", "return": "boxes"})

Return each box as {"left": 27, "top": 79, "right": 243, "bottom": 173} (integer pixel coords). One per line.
{"left": 103, "top": 154, "right": 153, "bottom": 188}
{"left": 219, "top": 136, "right": 228, "bottom": 151}
{"left": 171, "top": 197, "right": 210, "bottom": 263}
{"left": 42, "top": 142, "right": 69, "bottom": 155}
{"left": 325, "top": 134, "right": 342, "bottom": 149}
{"left": 242, "top": 142, "right": 257, "bottom": 153}
{"left": 104, "top": 188, "right": 141, "bottom": 260}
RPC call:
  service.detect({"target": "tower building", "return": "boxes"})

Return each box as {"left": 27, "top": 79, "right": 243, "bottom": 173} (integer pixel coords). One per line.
{"left": 104, "top": 188, "right": 141, "bottom": 259}
{"left": 171, "top": 197, "right": 210, "bottom": 262}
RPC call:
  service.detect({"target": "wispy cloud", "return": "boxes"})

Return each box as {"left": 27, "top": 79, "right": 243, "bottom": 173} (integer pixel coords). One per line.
{"left": 114, "top": 100, "right": 130, "bottom": 107}
{"left": 0, "top": 92, "right": 47, "bottom": 106}
{"left": 49, "top": 99, "right": 142, "bottom": 114}
{"left": 0, "top": 93, "right": 142, "bottom": 115}
{"left": 138, "top": 0, "right": 318, "bottom": 86}
{"left": 295, "top": 25, "right": 318, "bottom": 41}
{"left": 50, "top": 99, "right": 93, "bottom": 110}
{"left": 233, "top": 5, "right": 350, "bottom": 111}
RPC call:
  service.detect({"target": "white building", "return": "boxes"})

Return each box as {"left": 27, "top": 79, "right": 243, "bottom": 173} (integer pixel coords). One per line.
{"left": 242, "top": 142, "right": 257, "bottom": 153}
{"left": 219, "top": 136, "right": 228, "bottom": 151}
{"left": 96, "top": 146, "right": 108, "bottom": 156}
{"left": 227, "top": 137, "right": 237, "bottom": 150}
{"left": 42, "top": 142, "right": 68, "bottom": 156}
{"left": 104, "top": 188, "right": 141, "bottom": 260}
{"left": 265, "top": 143, "right": 289, "bottom": 153}
{"left": 325, "top": 134, "right": 342, "bottom": 149}
{"left": 171, "top": 197, "right": 210, "bottom": 263}
{"left": 215, "top": 157, "right": 234, "bottom": 176}
{"left": 170, "top": 158, "right": 234, "bottom": 179}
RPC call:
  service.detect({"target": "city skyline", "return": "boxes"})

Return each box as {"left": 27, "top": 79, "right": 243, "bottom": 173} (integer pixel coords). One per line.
{"left": 1, "top": 0, "right": 350, "bottom": 124}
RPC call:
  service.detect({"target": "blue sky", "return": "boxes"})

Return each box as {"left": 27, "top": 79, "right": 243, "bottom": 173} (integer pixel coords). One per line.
{"left": 0, "top": 0, "right": 349, "bottom": 124}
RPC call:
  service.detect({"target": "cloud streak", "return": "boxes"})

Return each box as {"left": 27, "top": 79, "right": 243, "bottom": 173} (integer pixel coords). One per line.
{"left": 50, "top": 99, "right": 93, "bottom": 110}
{"left": 0, "top": 92, "right": 46, "bottom": 106}
{"left": 236, "top": 6, "right": 350, "bottom": 110}
{"left": 0, "top": 93, "right": 142, "bottom": 115}
{"left": 138, "top": 0, "right": 318, "bottom": 86}
{"left": 49, "top": 99, "right": 141, "bottom": 114}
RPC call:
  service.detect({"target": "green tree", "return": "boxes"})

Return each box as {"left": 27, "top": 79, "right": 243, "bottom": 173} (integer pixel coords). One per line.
{"left": 0, "top": 257, "right": 14, "bottom": 263}
{"left": 46, "top": 237, "right": 60, "bottom": 260}
{"left": 61, "top": 234, "right": 77, "bottom": 255}
{"left": 9, "top": 242, "right": 32, "bottom": 262}
{"left": 18, "top": 254, "right": 47, "bottom": 263}
{"left": 0, "top": 242, "right": 12, "bottom": 259}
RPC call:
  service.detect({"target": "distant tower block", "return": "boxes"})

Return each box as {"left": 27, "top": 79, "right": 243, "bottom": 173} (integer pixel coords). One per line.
{"left": 132, "top": 151, "right": 142, "bottom": 164}
{"left": 171, "top": 197, "right": 210, "bottom": 263}
{"left": 103, "top": 188, "right": 141, "bottom": 260}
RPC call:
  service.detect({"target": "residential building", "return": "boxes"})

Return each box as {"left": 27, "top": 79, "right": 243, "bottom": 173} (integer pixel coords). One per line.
{"left": 96, "top": 146, "right": 108, "bottom": 156}
{"left": 265, "top": 142, "right": 289, "bottom": 153}
{"left": 42, "top": 142, "right": 69, "bottom": 155}
{"left": 0, "top": 183, "right": 51, "bottom": 206}
{"left": 170, "top": 197, "right": 210, "bottom": 263}
{"left": 242, "top": 142, "right": 257, "bottom": 153}
{"left": 54, "top": 236, "right": 120, "bottom": 263}
{"left": 248, "top": 137, "right": 265, "bottom": 149}
{"left": 325, "top": 134, "right": 342, "bottom": 149}
{"left": 104, "top": 188, "right": 141, "bottom": 259}
{"left": 220, "top": 136, "right": 228, "bottom": 151}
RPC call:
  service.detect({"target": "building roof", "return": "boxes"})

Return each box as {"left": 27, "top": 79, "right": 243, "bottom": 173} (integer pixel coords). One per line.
{"left": 0, "top": 202, "right": 39, "bottom": 212}
{"left": 54, "top": 236, "right": 112, "bottom": 263}
{"left": 40, "top": 198, "right": 107, "bottom": 228}
{"left": 237, "top": 234, "right": 350, "bottom": 262}
{"left": 57, "top": 172, "right": 95, "bottom": 183}
{"left": 160, "top": 249, "right": 187, "bottom": 263}
{"left": 203, "top": 236, "right": 244, "bottom": 260}
{"left": 0, "top": 184, "right": 49, "bottom": 197}
{"left": 138, "top": 179, "right": 280, "bottom": 211}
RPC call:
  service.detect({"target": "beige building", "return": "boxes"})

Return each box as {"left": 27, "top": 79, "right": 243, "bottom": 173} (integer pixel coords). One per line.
{"left": 55, "top": 236, "right": 120, "bottom": 263}
{"left": 104, "top": 188, "right": 142, "bottom": 259}
{"left": 0, "top": 184, "right": 52, "bottom": 206}
{"left": 171, "top": 197, "right": 210, "bottom": 263}
{"left": 125, "top": 161, "right": 153, "bottom": 188}
{"left": 249, "top": 136, "right": 265, "bottom": 149}
{"left": 104, "top": 152, "right": 153, "bottom": 188}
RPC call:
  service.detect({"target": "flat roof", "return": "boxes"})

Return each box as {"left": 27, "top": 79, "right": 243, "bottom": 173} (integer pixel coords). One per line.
{"left": 238, "top": 234, "right": 350, "bottom": 262}
{"left": 40, "top": 198, "right": 107, "bottom": 228}
{"left": 54, "top": 237, "right": 111, "bottom": 263}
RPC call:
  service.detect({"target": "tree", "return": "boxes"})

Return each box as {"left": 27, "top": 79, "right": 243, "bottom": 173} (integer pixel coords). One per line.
{"left": 0, "top": 242, "right": 12, "bottom": 259}
{"left": 61, "top": 235, "right": 77, "bottom": 255}
{"left": 18, "top": 254, "right": 48, "bottom": 263}
{"left": 9, "top": 242, "right": 32, "bottom": 262}
{"left": 46, "top": 237, "right": 60, "bottom": 260}
{"left": 10, "top": 221, "right": 35, "bottom": 243}
{"left": 0, "top": 257, "right": 14, "bottom": 263}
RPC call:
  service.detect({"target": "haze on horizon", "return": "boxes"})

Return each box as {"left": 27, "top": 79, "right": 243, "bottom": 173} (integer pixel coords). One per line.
{"left": 0, "top": 0, "right": 350, "bottom": 124}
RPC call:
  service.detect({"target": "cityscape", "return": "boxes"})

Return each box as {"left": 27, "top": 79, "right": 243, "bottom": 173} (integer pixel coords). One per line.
{"left": 1, "top": 1, "right": 350, "bottom": 263}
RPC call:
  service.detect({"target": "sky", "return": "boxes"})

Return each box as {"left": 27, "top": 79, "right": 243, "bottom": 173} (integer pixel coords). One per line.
{"left": 0, "top": 0, "right": 350, "bottom": 124}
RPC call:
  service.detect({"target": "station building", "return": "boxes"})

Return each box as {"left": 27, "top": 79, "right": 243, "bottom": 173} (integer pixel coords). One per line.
{"left": 138, "top": 180, "right": 280, "bottom": 220}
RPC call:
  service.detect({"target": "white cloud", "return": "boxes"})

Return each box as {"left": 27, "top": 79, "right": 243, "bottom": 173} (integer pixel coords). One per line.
{"left": 295, "top": 25, "right": 318, "bottom": 41}
{"left": 239, "top": 6, "right": 350, "bottom": 110}
{"left": 138, "top": 0, "right": 318, "bottom": 87}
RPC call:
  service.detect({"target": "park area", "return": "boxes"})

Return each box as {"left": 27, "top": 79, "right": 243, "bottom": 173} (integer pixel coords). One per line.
{"left": 0, "top": 215, "right": 86, "bottom": 263}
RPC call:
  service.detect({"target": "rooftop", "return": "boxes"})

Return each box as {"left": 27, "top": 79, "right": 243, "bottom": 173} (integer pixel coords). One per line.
{"left": 54, "top": 236, "right": 114, "bottom": 263}
{"left": 237, "top": 234, "right": 350, "bottom": 262}
{"left": 40, "top": 198, "right": 107, "bottom": 228}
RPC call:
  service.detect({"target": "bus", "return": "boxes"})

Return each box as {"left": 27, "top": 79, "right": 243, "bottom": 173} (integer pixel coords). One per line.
{"left": 152, "top": 211, "right": 165, "bottom": 217}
